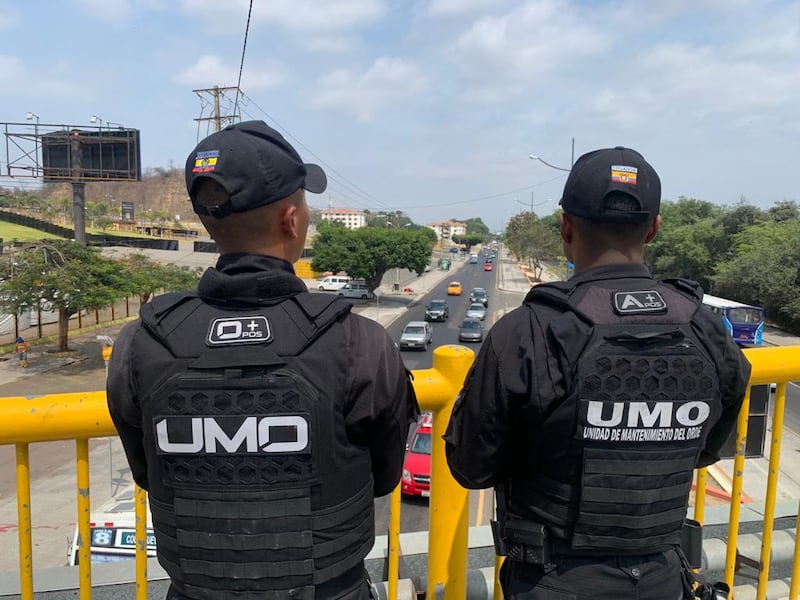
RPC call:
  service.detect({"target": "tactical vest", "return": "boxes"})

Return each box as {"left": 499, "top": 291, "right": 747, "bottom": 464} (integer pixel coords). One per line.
{"left": 136, "top": 291, "right": 374, "bottom": 599}
{"left": 513, "top": 278, "right": 721, "bottom": 554}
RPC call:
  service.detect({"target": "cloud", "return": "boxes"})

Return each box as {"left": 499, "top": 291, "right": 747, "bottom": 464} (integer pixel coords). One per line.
{"left": 181, "top": 0, "right": 388, "bottom": 35}
{"left": 428, "top": 0, "right": 505, "bottom": 18}
{"left": 309, "top": 57, "right": 429, "bottom": 121}
{"left": 75, "top": 0, "right": 132, "bottom": 22}
{"left": 173, "top": 54, "right": 287, "bottom": 91}
{"left": 449, "top": 0, "right": 611, "bottom": 102}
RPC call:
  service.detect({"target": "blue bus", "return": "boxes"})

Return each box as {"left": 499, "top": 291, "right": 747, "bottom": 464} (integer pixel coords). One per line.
{"left": 702, "top": 293, "right": 765, "bottom": 346}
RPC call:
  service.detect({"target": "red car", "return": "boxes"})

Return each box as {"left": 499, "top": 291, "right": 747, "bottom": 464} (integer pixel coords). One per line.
{"left": 484, "top": 263, "right": 493, "bottom": 271}
{"left": 401, "top": 413, "right": 433, "bottom": 497}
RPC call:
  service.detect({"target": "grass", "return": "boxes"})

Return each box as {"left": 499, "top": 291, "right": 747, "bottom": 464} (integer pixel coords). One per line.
{"left": 0, "top": 221, "right": 188, "bottom": 242}
{"left": 0, "top": 222, "right": 61, "bottom": 242}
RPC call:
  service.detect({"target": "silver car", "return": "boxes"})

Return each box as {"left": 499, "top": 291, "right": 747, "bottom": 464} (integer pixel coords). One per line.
{"left": 458, "top": 318, "right": 483, "bottom": 343}
{"left": 399, "top": 321, "right": 433, "bottom": 351}
{"left": 466, "top": 302, "right": 486, "bottom": 321}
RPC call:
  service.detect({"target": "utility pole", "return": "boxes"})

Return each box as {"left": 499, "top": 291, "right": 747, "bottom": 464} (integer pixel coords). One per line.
{"left": 193, "top": 85, "right": 240, "bottom": 132}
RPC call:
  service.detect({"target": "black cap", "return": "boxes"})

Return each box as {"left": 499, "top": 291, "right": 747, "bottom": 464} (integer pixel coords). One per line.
{"left": 185, "top": 120, "right": 327, "bottom": 218}
{"left": 560, "top": 146, "right": 661, "bottom": 223}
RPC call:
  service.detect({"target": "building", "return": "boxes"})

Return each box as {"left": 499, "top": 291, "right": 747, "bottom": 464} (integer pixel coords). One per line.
{"left": 320, "top": 208, "right": 367, "bottom": 230}
{"left": 427, "top": 220, "right": 467, "bottom": 244}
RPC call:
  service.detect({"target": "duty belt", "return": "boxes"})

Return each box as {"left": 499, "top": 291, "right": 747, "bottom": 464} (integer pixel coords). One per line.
{"left": 493, "top": 519, "right": 704, "bottom": 567}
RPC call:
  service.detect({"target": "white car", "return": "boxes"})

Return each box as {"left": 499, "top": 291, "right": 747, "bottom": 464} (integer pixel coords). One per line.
{"left": 337, "top": 281, "right": 374, "bottom": 300}
{"left": 466, "top": 302, "right": 486, "bottom": 321}
{"left": 317, "top": 276, "right": 351, "bottom": 291}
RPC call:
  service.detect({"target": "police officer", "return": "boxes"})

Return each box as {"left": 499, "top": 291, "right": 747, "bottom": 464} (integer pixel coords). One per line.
{"left": 445, "top": 147, "right": 750, "bottom": 599}
{"left": 107, "top": 120, "right": 418, "bottom": 600}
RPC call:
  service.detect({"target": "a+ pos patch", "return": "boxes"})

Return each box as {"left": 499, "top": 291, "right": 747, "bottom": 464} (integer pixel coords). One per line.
{"left": 613, "top": 290, "right": 667, "bottom": 315}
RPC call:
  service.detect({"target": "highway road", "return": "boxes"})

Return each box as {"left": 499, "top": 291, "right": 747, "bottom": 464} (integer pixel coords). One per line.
{"left": 373, "top": 258, "right": 526, "bottom": 537}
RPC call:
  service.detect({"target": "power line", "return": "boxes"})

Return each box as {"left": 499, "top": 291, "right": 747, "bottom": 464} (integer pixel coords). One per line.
{"left": 400, "top": 174, "right": 567, "bottom": 210}
{"left": 233, "top": 0, "right": 254, "bottom": 116}
{"left": 237, "top": 91, "right": 396, "bottom": 212}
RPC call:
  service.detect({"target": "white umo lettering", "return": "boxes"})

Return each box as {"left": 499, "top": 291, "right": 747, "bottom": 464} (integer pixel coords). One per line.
{"left": 586, "top": 400, "right": 710, "bottom": 428}
{"left": 156, "top": 416, "right": 309, "bottom": 454}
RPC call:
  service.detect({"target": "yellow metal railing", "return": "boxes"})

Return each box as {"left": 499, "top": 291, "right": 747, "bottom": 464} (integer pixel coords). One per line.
{"left": 2, "top": 346, "right": 800, "bottom": 600}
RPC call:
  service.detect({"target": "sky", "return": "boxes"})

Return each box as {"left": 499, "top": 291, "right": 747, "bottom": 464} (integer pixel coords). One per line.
{"left": 1, "top": 0, "right": 798, "bottom": 232}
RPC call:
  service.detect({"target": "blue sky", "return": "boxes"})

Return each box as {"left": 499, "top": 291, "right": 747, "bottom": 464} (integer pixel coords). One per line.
{"left": 1, "top": 0, "right": 798, "bottom": 231}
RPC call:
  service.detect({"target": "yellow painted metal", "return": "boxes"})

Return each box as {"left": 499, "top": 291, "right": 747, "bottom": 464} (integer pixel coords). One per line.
{"left": 789, "top": 499, "right": 800, "bottom": 600}
{"left": 494, "top": 555, "right": 505, "bottom": 600}
{"left": 724, "top": 386, "right": 751, "bottom": 590}
{"left": 388, "top": 484, "right": 401, "bottom": 600}
{"left": 741, "top": 346, "right": 800, "bottom": 385}
{"left": 76, "top": 438, "right": 92, "bottom": 600}
{"left": 16, "top": 443, "right": 33, "bottom": 600}
{"left": 0, "top": 391, "right": 114, "bottom": 444}
{"left": 694, "top": 468, "right": 707, "bottom": 525}
{"left": 756, "top": 382, "right": 787, "bottom": 600}
{"left": 414, "top": 344, "right": 474, "bottom": 600}
{"left": 134, "top": 484, "right": 148, "bottom": 600}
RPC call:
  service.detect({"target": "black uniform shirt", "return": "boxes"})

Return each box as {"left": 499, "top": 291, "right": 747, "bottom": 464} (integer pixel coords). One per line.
{"left": 108, "top": 253, "right": 416, "bottom": 497}
{"left": 444, "top": 263, "right": 751, "bottom": 489}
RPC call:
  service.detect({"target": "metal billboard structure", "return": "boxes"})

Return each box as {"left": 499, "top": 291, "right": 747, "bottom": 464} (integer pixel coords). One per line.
{"left": 1, "top": 121, "right": 142, "bottom": 244}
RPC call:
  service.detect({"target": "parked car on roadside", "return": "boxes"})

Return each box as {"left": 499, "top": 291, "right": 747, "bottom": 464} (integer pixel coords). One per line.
{"left": 337, "top": 281, "right": 373, "bottom": 300}
{"left": 425, "top": 299, "right": 449, "bottom": 322}
{"left": 458, "top": 318, "right": 483, "bottom": 343}
{"left": 399, "top": 321, "right": 433, "bottom": 351}
{"left": 317, "top": 275, "right": 351, "bottom": 291}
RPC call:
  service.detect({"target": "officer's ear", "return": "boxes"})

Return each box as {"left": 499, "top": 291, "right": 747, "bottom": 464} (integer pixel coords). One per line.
{"left": 644, "top": 215, "right": 661, "bottom": 244}
{"left": 560, "top": 212, "right": 573, "bottom": 245}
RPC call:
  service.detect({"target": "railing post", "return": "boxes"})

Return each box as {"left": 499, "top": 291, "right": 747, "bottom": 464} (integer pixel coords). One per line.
{"left": 76, "top": 438, "right": 92, "bottom": 600}
{"left": 414, "top": 345, "right": 474, "bottom": 600}
{"left": 16, "top": 443, "right": 33, "bottom": 600}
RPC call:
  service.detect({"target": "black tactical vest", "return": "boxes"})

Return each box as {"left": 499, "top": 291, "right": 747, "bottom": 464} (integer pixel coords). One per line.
{"left": 513, "top": 278, "right": 721, "bottom": 554}
{"left": 136, "top": 291, "right": 375, "bottom": 599}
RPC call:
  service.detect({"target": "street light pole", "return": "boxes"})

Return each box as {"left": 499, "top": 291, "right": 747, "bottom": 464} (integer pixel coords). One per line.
{"left": 528, "top": 154, "right": 571, "bottom": 172}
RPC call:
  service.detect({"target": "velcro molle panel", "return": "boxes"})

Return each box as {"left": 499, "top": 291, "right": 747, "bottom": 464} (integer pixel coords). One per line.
{"left": 151, "top": 366, "right": 319, "bottom": 489}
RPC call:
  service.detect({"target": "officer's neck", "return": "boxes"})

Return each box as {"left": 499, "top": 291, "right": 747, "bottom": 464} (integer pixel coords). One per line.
{"left": 571, "top": 248, "right": 647, "bottom": 274}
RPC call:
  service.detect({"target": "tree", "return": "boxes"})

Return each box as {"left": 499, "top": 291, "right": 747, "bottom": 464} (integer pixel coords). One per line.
{"left": 715, "top": 220, "right": 800, "bottom": 330}
{"left": 504, "top": 212, "right": 561, "bottom": 281}
{"left": 462, "top": 218, "right": 490, "bottom": 237}
{"left": 0, "top": 240, "right": 127, "bottom": 351}
{"left": 451, "top": 233, "right": 485, "bottom": 253}
{"left": 116, "top": 253, "right": 203, "bottom": 304}
{"left": 311, "top": 223, "right": 434, "bottom": 292}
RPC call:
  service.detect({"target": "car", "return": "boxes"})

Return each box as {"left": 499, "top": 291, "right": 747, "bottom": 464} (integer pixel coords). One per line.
{"left": 466, "top": 302, "right": 486, "bottom": 321}
{"left": 469, "top": 287, "right": 489, "bottom": 306}
{"left": 458, "top": 318, "right": 483, "bottom": 343}
{"left": 449, "top": 247, "right": 459, "bottom": 254}
{"left": 425, "top": 299, "right": 449, "bottom": 322}
{"left": 401, "top": 413, "right": 433, "bottom": 497}
{"left": 447, "top": 281, "right": 462, "bottom": 296}
{"left": 484, "top": 263, "right": 493, "bottom": 271}
{"left": 469, "top": 256, "right": 478, "bottom": 264}
{"left": 317, "top": 275, "right": 351, "bottom": 291}
{"left": 399, "top": 320, "right": 433, "bottom": 351}
{"left": 337, "top": 281, "right": 374, "bottom": 300}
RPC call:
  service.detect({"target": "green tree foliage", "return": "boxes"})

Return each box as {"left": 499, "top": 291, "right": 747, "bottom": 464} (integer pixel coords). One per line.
{"left": 311, "top": 223, "right": 434, "bottom": 292}
{"left": 504, "top": 212, "right": 561, "bottom": 280}
{"left": 715, "top": 220, "right": 800, "bottom": 330}
{"left": 768, "top": 200, "right": 799, "bottom": 223}
{"left": 116, "top": 253, "right": 203, "bottom": 304}
{"left": 648, "top": 198, "right": 726, "bottom": 288}
{"left": 451, "top": 233, "right": 485, "bottom": 252}
{"left": 462, "top": 218, "right": 490, "bottom": 236}
{"left": 0, "top": 240, "right": 127, "bottom": 351}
